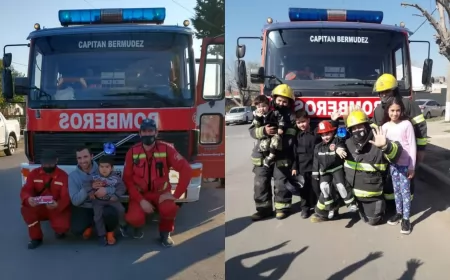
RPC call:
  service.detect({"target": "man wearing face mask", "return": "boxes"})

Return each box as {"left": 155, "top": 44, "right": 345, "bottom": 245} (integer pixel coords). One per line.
{"left": 370, "top": 74, "right": 427, "bottom": 213}
{"left": 335, "top": 109, "right": 403, "bottom": 226}
{"left": 20, "top": 150, "right": 71, "bottom": 249}
{"left": 123, "top": 118, "right": 192, "bottom": 247}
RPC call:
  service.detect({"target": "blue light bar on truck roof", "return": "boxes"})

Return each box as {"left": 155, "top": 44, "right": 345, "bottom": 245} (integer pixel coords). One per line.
{"left": 288, "top": 8, "right": 383, "bottom": 24}
{"left": 58, "top": 8, "right": 166, "bottom": 26}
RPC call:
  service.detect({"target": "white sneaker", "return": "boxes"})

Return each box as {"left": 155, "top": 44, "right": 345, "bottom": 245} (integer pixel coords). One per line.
{"left": 328, "top": 210, "right": 335, "bottom": 219}
{"left": 348, "top": 204, "right": 358, "bottom": 212}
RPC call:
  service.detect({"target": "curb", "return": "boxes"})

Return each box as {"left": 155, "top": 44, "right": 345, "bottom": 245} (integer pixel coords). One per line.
{"left": 418, "top": 163, "right": 450, "bottom": 187}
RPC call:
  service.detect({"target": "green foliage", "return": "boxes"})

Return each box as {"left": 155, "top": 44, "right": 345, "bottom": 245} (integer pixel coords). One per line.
{"left": 0, "top": 59, "right": 26, "bottom": 108}
{"left": 191, "top": 0, "right": 224, "bottom": 56}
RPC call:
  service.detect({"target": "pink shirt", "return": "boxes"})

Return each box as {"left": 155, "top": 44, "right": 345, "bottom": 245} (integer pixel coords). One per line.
{"left": 382, "top": 120, "right": 417, "bottom": 170}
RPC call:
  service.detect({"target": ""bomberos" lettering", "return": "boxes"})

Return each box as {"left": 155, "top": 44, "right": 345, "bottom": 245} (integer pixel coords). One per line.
{"left": 59, "top": 112, "right": 159, "bottom": 130}
{"left": 294, "top": 99, "right": 381, "bottom": 116}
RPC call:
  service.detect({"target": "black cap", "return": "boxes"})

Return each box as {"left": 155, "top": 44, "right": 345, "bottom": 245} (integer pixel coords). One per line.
{"left": 41, "top": 150, "right": 58, "bottom": 164}
{"left": 140, "top": 118, "right": 157, "bottom": 131}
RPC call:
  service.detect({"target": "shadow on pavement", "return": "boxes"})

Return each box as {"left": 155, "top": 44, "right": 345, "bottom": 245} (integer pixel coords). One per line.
{"left": 421, "top": 143, "right": 450, "bottom": 177}
{"left": 225, "top": 216, "right": 252, "bottom": 238}
{"left": 225, "top": 241, "right": 308, "bottom": 279}
{"left": 397, "top": 259, "right": 424, "bottom": 280}
{"left": 128, "top": 224, "right": 224, "bottom": 279}
{"left": 326, "top": 251, "right": 383, "bottom": 280}
{"left": 410, "top": 174, "right": 450, "bottom": 228}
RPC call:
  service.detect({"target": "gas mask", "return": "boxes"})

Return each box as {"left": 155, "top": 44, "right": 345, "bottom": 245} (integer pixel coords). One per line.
{"left": 141, "top": 135, "right": 156, "bottom": 146}
{"left": 380, "top": 93, "right": 394, "bottom": 107}
{"left": 43, "top": 166, "right": 56, "bottom": 174}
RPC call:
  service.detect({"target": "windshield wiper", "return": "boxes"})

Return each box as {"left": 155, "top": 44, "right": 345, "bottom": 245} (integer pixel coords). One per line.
{"left": 103, "top": 91, "right": 177, "bottom": 106}
{"left": 335, "top": 82, "right": 374, "bottom": 87}
{"left": 103, "top": 91, "right": 161, "bottom": 96}
{"left": 331, "top": 91, "right": 359, "bottom": 97}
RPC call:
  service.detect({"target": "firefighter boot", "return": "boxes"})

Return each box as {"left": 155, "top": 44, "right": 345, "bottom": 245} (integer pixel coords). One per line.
{"left": 275, "top": 209, "right": 290, "bottom": 220}
{"left": 160, "top": 232, "right": 174, "bottom": 247}
{"left": 251, "top": 209, "right": 274, "bottom": 221}
{"left": 27, "top": 239, "right": 43, "bottom": 250}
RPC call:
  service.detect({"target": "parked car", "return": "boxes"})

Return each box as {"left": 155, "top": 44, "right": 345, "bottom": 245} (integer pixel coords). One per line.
{"left": 415, "top": 99, "right": 445, "bottom": 119}
{"left": 225, "top": 106, "right": 254, "bottom": 125}
{"left": 0, "top": 112, "right": 21, "bottom": 155}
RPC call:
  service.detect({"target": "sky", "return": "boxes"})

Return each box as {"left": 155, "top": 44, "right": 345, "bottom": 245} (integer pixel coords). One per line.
{"left": 0, "top": 0, "right": 222, "bottom": 96}
{"left": 225, "top": 0, "right": 447, "bottom": 77}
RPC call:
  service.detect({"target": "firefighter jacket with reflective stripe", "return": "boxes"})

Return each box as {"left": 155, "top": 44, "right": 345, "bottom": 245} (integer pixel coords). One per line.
{"left": 312, "top": 136, "right": 345, "bottom": 179}
{"left": 123, "top": 141, "right": 193, "bottom": 202}
{"left": 372, "top": 98, "right": 427, "bottom": 150}
{"left": 292, "top": 120, "right": 339, "bottom": 175}
{"left": 249, "top": 124, "right": 296, "bottom": 167}
{"left": 343, "top": 137, "right": 403, "bottom": 201}
{"left": 20, "top": 167, "right": 71, "bottom": 212}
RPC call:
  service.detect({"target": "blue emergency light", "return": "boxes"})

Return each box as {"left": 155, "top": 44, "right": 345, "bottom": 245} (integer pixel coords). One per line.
{"left": 337, "top": 127, "right": 348, "bottom": 138}
{"left": 103, "top": 142, "right": 116, "bottom": 155}
{"left": 58, "top": 8, "right": 166, "bottom": 26}
{"left": 288, "top": 8, "right": 383, "bottom": 24}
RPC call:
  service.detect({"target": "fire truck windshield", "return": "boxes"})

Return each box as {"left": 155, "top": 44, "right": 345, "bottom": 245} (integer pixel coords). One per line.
{"left": 265, "top": 28, "right": 411, "bottom": 96}
{"left": 28, "top": 32, "right": 194, "bottom": 108}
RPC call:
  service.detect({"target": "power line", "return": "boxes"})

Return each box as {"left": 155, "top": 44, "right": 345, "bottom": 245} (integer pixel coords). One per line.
{"left": 82, "top": 0, "right": 95, "bottom": 8}
{"left": 411, "top": 8, "right": 437, "bottom": 36}
{"left": 12, "top": 62, "right": 27, "bottom": 67}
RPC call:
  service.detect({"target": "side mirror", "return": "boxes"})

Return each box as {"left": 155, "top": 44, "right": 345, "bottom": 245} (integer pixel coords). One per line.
{"left": 250, "top": 67, "right": 265, "bottom": 84}
{"left": 235, "top": 60, "right": 247, "bottom": 89}
{"left": 422, "top": 58, "right": 433, "bottom": 85}
{"left": 14, "top": 77, "right": 30, "bottom": 96}
{"left": 2, "top": 53, "right": 12, "bottom": 68}
{"left": 236, "top": 44, "right": 246, "bottom": 59}
{"left": 2, "top": 69, "right": 14, "bottom": 99}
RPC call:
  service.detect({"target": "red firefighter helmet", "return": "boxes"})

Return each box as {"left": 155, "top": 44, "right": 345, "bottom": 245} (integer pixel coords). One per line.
{"left": 317, "top": 121, "right": 336, "bottom": 134}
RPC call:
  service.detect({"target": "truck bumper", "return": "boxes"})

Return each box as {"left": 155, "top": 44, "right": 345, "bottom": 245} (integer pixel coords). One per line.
{"left": 19, "top": 162, "right": 203, "bottom": 203}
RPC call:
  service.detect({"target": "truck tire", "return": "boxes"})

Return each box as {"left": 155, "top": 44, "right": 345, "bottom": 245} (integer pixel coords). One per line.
{"left": 4, "top": 135, "right": 17, "bottom": 156}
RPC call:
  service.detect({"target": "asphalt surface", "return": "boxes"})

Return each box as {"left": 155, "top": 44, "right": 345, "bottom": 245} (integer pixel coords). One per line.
{"left": 225, "top": 123, "right": 450, "bottom": 280}
{"left": 0, "top": 149, "right": 224, "bottom": 280}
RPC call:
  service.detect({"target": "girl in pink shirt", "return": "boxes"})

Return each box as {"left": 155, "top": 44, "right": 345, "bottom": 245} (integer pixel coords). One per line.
{"left": 381, "top": 96, "right": 416, "bottom": 235}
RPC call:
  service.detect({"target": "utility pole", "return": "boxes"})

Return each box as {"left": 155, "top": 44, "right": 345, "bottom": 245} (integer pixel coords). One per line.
{"left": 437, "top": 1, "right": 450, "bottom": 121}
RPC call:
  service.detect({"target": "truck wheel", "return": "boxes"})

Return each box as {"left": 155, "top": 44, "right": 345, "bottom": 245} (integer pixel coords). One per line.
{"left": 4, "top": 135, "right": 17, "bottom": 156}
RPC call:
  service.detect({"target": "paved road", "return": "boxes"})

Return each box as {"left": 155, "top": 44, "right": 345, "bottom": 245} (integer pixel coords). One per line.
{"left": 225, "top": 123, "right": 450, "bottom": 280}
{"left": 0, "top": 152, "right": 224, "bottom": 280}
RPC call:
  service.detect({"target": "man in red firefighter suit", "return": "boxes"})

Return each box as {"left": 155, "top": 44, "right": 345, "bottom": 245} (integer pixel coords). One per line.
{"left": 20, "top": 150, "right": 71, "bottom": 249}
{"left": 123, "top": 118, "right": 193, "bottom": 247}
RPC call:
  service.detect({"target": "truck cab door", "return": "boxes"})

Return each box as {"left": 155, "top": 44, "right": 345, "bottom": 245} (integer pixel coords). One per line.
{"left": 195, "top": 37, "right": 225, "bottom": 180}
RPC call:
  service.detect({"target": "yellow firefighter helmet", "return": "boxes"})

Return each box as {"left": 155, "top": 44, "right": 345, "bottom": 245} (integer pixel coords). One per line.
{"left": 272, "top": 84, "right": 295, "bottom": 101}
{"left": 346, "top": 109, "right": 369, "bottom": 128}
{"left": 373, "top": 73, "right": 398, "bottom": 93}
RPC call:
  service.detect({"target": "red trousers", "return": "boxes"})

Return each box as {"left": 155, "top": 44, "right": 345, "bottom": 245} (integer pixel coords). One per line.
{"left": 125, "top": 192, "right": 179, "bottom": 232}
{"left": 21, "top": 205, "right": 71, "bottom": 240}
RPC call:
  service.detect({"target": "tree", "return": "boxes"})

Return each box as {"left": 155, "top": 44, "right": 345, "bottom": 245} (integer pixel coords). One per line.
{"left": 0, "top": 59, "right": 26, "bottom": 109}
{"left": 400, "top": 1, "right": 450, "bottom": 60}
{"left": 191, "top": 0, "right": 225, "bottom": 56}
{"left": 225, "top": 60, "right": 260, "bottom": 106}
{"left": 401, "top": 1, "right": 450, "bottom": 121}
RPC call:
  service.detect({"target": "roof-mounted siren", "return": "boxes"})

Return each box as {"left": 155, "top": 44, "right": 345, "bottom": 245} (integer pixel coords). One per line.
{"left": 58, "top": 7, "right": 166, "bottom": 27}
{"left": 288, "top": 8, "right": 383, "bottom": 24}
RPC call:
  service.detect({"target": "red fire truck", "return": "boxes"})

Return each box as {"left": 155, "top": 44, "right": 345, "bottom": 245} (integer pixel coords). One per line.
{"left": 235, "top": 8, "right": 433, "bottom": 122}
{"left": 1, "top": 7, "right": 225, "bottom": 204}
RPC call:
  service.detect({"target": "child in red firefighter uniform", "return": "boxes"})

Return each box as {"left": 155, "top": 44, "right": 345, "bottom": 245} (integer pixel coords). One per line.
{"left": 20, "top": 150, "right": 71, "bottom": 249}
{"left": 123, "top": 118, "right": 193, "bottom": 247}
{"left": 312, "top": 120, "right": 358, "bottom": 219}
